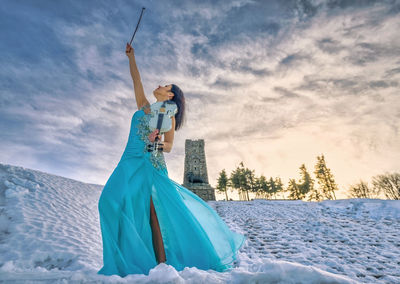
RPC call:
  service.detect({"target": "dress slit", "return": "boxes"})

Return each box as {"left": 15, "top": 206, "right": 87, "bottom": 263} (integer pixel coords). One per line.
{"left": 149, "top": 195, "right": 166, "bottom": 263}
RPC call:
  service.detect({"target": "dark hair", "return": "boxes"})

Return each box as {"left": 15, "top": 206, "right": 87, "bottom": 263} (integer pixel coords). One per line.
{"left": 169, "top": 84, "right": 186, "bottom": 131}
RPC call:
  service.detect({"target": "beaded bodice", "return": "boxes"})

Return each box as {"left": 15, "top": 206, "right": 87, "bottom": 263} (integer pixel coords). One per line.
{"left": 137, "top": 105, "right": 167, "bottom": 171}
{"left": 119, "top": 105, "right": 167, "bottom": 174}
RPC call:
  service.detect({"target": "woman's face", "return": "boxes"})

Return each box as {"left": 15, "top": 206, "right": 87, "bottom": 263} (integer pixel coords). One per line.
{"left": 153, "top": 84, "right": 174, "bottom": 101}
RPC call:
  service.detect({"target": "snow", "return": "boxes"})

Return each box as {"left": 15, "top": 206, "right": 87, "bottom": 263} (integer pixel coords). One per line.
{"left": 0, "top": 163, "right": 399, "bottom": 283}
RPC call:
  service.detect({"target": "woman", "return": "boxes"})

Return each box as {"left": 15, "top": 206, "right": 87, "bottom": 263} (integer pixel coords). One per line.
{"left": 97, "top": 43, "right": 246, "bottom": 277}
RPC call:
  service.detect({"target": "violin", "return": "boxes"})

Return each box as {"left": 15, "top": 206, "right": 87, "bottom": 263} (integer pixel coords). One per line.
{"left": 146, "top": 100, "right": 178, "bottom": 155}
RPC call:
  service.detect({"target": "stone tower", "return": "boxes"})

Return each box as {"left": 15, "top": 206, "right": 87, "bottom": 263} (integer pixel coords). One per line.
{"left": 182, "top": 139, "right": 216, "bottom": 201}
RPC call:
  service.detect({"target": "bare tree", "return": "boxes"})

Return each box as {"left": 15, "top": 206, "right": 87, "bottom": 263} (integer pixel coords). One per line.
{"left": 372, "top": 172, "right": 400, "bottom": 200}
{"left": 347, "top": 179, "right": 376, "bottom": 198}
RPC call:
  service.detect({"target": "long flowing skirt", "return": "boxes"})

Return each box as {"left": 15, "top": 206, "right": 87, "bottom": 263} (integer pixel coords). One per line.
{"left": 98, "top": 152, "right": 246, "bottom": 277}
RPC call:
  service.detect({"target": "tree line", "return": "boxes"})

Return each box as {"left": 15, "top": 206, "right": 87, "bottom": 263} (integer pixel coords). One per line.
{"left": 216, "top": 154, "right": 400, "bottom": 201}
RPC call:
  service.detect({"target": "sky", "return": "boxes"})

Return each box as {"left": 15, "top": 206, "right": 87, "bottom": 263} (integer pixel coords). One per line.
{"left": 1, "top": 0, "right": 399, "bottom": 200}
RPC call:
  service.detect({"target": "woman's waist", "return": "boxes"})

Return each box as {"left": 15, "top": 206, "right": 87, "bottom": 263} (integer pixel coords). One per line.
{"left": 121, "top": 145, "right": 145, "bottom": 156}
{"left": 120, "top": 141, "right": 160, "bottom": 159}
{"left": 119, "top": 148, "right": 167, "bottom": 172}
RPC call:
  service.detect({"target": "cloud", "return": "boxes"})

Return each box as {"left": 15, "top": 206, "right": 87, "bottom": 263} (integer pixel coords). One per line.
{"left": 1, "top": 0, "right": 399, "bottom": 198}
{"left": 316, "top": 38, "right": 345, "bottom": 54}
{"left": 273, "top": 86, "right": 302, "bottom": 98}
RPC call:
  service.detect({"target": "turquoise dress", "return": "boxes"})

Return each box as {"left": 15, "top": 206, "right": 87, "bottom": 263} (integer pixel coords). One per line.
{"left": 97, "top": 105, "right": 246, "bottom": 277}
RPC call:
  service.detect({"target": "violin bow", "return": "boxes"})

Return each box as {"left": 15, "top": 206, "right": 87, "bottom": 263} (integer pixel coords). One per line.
{"left": 129, "top": 7, "right": 146, "bottom": 45}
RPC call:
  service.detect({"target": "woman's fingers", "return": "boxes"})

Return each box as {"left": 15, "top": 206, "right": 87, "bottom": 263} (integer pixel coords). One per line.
{"left": 126, "top": 43, "right": 134, "bottom": 52}
{"left": 150, "top": 136, "right": 161, "bottom": 142}
{"left": 148, "top": 130, "right": 156, "bottom": 142}
{"left": 148, "top": 130, "right": 161, "bottom": 142}
{"left": 125, "top": 42, "right": 134, "bottom": 57}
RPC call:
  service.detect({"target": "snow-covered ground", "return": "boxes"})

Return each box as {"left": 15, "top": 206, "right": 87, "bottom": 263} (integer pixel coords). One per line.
{"left": 0, "top": 163, "right": 399, "bottom": 283}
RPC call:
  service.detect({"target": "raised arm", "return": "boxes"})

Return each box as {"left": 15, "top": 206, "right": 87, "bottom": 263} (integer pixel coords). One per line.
{"left": 126, "top": 43, "right": 150, "bottom": 110}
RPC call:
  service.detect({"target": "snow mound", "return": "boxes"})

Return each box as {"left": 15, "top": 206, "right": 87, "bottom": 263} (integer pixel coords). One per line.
{"left": 2, "top": 163, "right": 392, "bottom": 283}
